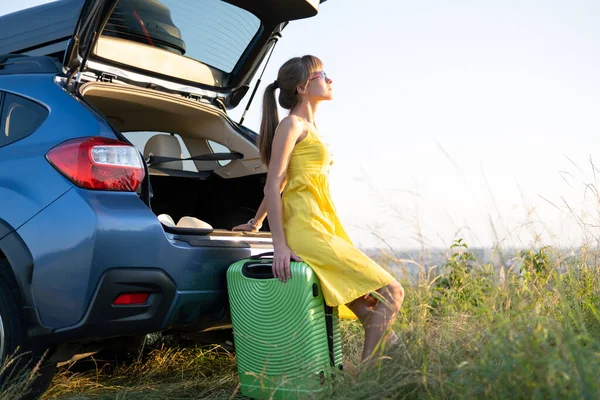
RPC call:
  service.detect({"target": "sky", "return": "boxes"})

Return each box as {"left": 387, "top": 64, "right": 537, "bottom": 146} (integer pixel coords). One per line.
{"left": 2, "top": 0, "right": 600, "bottom": 250}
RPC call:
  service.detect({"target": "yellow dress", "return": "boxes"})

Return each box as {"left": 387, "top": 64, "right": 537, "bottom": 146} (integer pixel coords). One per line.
{"left": 282, "top": 127, "right": 397, "bottom": 319}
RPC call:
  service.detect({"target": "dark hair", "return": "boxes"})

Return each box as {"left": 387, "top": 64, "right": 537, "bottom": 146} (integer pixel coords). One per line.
{"left": 258, "top": 55, "right": 323, "bottom": 166}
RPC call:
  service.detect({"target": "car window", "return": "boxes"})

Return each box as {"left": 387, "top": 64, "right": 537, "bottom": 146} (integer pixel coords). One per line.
{"left": 122, "top": 131, "right": 198, "bottom": 172}
{"left": 102, "top": 0, "right": 261, "bottom": 73}
{"left": 208, "top": 140, "right": 232, "bottom": 166}
{"left": 122, "top": 132, "right": 233, "bottom": 169}
{"left": 0, "top": 93, "right": 48, "bottom": 148}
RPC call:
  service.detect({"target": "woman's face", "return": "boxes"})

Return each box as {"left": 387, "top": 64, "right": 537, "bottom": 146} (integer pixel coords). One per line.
{"left": 302, "top": 70, "right": 333, "bottom": 101}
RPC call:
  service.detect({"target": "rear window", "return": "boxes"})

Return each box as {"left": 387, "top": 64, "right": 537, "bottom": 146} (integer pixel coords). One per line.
{"left": 122, "top": 132, "right": 233, "bottom": 170}
{"left": 103, "top": 0, "right": 261, "bottom": 73}
{"left": 123, "top": 132, "right": 198, "bottom": 172}
{"left": 0, "top": 93, "right": 48, "bottom": 148}
{"left": 208, "top": 140, "right": 231, "bottom": 166}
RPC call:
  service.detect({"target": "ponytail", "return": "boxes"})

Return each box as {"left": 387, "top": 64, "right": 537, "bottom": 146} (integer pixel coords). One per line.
{"left": 258, "top": 55, "right": 323, "bottom": 166}
{"left": 258, "top": 82, "right": 280, "bottom": 166}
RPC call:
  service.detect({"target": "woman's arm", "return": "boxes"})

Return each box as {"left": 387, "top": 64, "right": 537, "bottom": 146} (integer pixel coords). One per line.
{"left": 264, "top": 118, "right": 303, "bottom": 282}
{"left": 232, "top": 177, "right": 287, "bottom": 232}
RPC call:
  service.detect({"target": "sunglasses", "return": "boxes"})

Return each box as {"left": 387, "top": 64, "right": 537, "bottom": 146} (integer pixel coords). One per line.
{"left": 309, "top": 71, "right": 328, "bottom": 82}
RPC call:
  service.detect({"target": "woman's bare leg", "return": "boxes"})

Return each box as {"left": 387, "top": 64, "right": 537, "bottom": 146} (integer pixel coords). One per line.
{"left": 346, "top": 283, "right": 404, "bottom": 361}
{"left": 346, "top": 295, "right": 376, "bottom": 327}
{"left": 361, "top": 281, "right": 404, "bottom": 361}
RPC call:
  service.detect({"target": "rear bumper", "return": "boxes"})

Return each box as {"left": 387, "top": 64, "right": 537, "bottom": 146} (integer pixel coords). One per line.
{"left": 53, "top": 268, "right": 176, "bottom": 342}
{"left": 15, "top": 186, "right": 271, "bottom": 346}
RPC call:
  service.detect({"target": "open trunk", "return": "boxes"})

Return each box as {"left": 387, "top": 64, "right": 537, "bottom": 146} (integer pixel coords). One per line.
{"left": 79, "top": 81, "right": 271, "bottom": 239}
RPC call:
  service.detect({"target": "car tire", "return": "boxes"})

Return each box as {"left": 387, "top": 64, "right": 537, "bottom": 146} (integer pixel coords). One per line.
{"left": 0, "top": 260, "right": 57, "bottom": 399}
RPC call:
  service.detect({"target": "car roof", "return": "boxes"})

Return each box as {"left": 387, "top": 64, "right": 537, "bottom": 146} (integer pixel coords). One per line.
{"left": 0, "top": 0, "right": 83, "bottom": 58}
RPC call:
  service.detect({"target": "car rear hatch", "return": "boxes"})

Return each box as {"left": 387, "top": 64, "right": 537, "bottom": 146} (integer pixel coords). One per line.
{"left": 62, "top": 0, "right": 325, "bottom": 108}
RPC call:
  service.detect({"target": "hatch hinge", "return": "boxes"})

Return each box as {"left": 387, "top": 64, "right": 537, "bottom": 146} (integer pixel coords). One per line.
{"left": 184, "top": 93, "right": 204, "bottom": 102}
{"left": 96, "top": 72, "right": 117, "bottom": 83}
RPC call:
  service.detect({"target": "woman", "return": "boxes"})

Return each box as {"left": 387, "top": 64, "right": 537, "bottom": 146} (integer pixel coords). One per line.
{"left": 233, "top": 55, "right": 404, "bottom": 362}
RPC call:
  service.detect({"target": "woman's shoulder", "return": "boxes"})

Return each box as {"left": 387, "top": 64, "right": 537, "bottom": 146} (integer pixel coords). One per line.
{"left": 279, "top": 115, "right": 306, "bottom": 129}
{"left": 277, "top": 115, "right": 306, "bottom": 137}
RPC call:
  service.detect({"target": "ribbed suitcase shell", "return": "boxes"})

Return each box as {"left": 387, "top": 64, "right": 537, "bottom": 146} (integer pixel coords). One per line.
{"left": 227, "top": 253, "right": 343, "bottom": 399}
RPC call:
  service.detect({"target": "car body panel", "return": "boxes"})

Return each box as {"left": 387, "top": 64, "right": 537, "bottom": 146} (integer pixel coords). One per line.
{"left": 18, "top": 185, "right": 267, "bottom": 329}
{"left": 0, "top": 74, "right": 114, "bottom": 237}
{"left": 0, "top": 0, "right": 82, "bottom": 57}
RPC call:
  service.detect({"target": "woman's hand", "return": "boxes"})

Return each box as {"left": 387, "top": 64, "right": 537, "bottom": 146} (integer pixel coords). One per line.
{"left": 273, "top": 243, "right": 302, "bottom": 283}
{"left": 232, "top": 218, "right": 261, "bottom": 232}
{"left": 232, "top": 222, "right": 257, "bottom": 232}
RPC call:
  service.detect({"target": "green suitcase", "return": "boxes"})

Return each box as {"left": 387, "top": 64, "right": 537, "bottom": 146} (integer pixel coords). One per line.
{"left": 227, "top": 252, "right": 343, "bottom": 399}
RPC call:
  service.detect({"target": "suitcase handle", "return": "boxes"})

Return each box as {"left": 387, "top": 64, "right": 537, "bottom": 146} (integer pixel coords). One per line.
{"left": 242, "top": 251, "right": 300, "bottom": 279}
{"left": 247, "top": 251, "right": 298, "bottom": 262}
{"left": 241, "top": 262, "right": 275, "bottom": 279}
{"left": 248, "top": 252, "right": 274, "bottom": 260}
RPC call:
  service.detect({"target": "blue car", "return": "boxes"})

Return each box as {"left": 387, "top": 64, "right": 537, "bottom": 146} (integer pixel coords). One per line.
{"left": 0, "top": 0, "right": 325, "bottom": 396}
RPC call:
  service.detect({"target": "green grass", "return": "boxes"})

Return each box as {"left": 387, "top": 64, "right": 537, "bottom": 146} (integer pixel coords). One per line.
{"left": 40, "top": 241, "right": 600, "bottom": 399}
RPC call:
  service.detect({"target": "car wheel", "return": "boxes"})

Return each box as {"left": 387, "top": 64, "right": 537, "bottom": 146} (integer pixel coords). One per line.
{"left": 0, "top": 260, "right": 57, "bottom": 399}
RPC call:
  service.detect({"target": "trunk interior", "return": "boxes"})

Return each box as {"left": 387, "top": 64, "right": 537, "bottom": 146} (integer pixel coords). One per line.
{"left": 79, "top": 81, "right": 271, "bottom": 235}
{"left": 150, "top": 174, "right": 268, "bottom": 232}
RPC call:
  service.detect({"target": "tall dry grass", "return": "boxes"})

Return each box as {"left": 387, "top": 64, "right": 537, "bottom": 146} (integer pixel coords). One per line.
{"left": 35, "top": 239, "right": 600, "bottom": 399}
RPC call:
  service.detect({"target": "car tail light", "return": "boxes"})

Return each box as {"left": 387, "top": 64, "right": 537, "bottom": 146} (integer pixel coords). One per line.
{"left": 113, "top": 293, "right": 150, "bottom": 305}
{"left": 46, "top": 137, "right": 145, "bottom": 191}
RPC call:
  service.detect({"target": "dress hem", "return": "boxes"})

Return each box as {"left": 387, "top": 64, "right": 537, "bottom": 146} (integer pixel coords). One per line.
{"left": 322, "top": 274, "right": 397, "bottom": 307}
